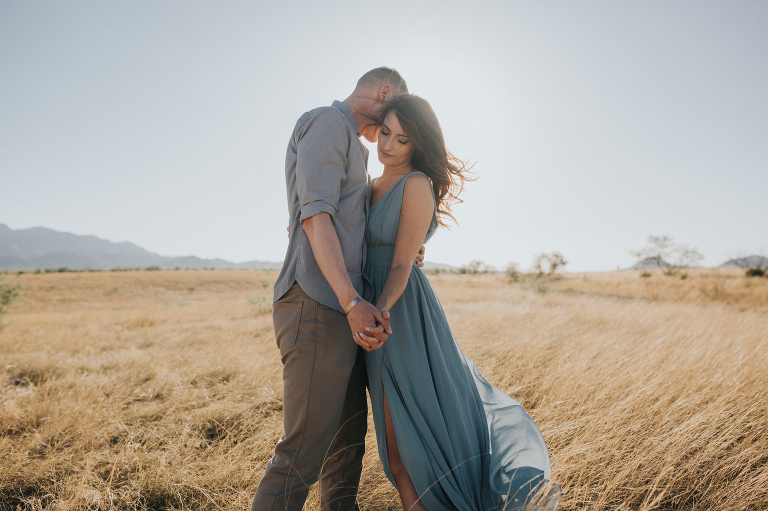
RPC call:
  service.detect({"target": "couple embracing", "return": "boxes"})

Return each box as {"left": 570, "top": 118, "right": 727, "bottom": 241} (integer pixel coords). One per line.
{"left": 252, "top": 67, "right": 559, "bottom": 511}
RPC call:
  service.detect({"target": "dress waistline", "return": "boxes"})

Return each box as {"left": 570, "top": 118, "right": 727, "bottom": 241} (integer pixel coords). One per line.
{"left": 366, "top": 245, "right": 395, "bottom": 266}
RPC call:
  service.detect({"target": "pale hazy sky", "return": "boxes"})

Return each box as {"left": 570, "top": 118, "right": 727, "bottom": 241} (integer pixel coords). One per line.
{"left": 1, "top": 1, "right": 766, "bottom": 271}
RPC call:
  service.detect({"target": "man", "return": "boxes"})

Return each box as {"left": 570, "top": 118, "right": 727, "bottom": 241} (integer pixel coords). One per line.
{"left": 252, "top": 67, "right": 416, "bottom": 511}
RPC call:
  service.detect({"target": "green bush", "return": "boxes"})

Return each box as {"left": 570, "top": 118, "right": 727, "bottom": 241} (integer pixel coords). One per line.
{"left": 247, "top": 296, "right": 272, "bottom": 315}
{"left": 519, "top": 274, "right": 552, "bottom": 293}
{"left": 0, "top": 271, "right": 23, "bottom": 327}
{"left": 745, "top": 267, "right": 765, "bottom": 277}
{"left": 458, "top": 260, "right": 495, "bottom": 274}
{"left": 505, "top": 262, "right": 521, "bottom": 282}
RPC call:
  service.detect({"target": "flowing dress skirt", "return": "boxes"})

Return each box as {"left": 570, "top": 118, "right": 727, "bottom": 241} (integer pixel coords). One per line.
{"left": 364, "top": 246, "right": 559, "bottom": 511}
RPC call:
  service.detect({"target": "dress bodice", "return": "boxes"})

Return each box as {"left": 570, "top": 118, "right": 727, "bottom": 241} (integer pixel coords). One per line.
{"left": 366, "top": 171, "right": 439, "bottom": 252}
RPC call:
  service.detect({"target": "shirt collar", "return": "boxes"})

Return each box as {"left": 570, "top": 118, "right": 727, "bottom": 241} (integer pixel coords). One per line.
{"left": 332, "top": 100, "right": 360, "bottom": 137}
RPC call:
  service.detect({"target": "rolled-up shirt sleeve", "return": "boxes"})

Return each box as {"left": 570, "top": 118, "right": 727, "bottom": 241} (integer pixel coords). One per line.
{"left": 296, "top": 110, "right": 349, "bottom": 222}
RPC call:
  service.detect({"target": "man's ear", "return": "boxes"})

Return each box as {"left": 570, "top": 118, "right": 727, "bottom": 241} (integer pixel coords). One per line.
{"left": 379, "top": 84, "right": 392, "bottom": 102}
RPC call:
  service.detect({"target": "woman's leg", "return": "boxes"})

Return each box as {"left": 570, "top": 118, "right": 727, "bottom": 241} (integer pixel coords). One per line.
{"left": 383, "top": 389, "right": 428, "bottom": 511}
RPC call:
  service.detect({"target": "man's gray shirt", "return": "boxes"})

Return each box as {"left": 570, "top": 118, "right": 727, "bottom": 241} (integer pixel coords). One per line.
{"left": 273, "top": 100, "right": 371, "bottom": 313}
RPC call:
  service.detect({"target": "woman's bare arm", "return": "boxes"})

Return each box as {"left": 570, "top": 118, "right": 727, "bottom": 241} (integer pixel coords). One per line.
{"left": 375, "top": 174, "right": 435, "bottom": 312}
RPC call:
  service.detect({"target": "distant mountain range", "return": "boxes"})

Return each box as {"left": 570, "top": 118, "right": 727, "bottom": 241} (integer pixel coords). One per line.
{"left": 2, "top": 223, "right": 761, "bottom": 273}
{"left": 0, "top": 223, "right": 282, "bottom": 271}
{"left": 626, "top": 255, "right": 768, "bottom": 271}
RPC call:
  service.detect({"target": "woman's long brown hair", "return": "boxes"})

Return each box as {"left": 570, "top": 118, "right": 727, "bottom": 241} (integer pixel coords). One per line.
{"left": 380, "top": 94, "right": 473, "bottom": 227}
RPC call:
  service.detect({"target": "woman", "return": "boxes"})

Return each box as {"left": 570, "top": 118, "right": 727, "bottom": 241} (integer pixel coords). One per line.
{"left": 354, "top": 94, "right": 560, "bottom": 511}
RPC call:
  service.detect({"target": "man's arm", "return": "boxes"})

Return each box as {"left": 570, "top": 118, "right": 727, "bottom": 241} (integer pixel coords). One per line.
{"left": 303, "top": 213, "right": 391, "bottom": 351}
{"left": 294, "top": 110, "right": 390, "bottom": 351}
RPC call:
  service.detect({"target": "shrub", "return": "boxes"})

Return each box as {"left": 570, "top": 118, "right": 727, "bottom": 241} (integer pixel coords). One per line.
{"left": 745, "top": 267, "right": 765, "bottom": 277}
{"left": 519, "top": 274, "right": 552, "bottom": 293}
{"left": 0, "top": 271, "right": 23, "bottom": 327}
{"left": 247, "top": 296, "right": 272, "bottom": 315}
{"left": 458, "top": 260, "right": 495, "bottom": 274}
{"left": 505, "top": 262, "right": 521, "bottom": 282}
{"left": 145, "top": 266, "right": 162, "bottom": 271}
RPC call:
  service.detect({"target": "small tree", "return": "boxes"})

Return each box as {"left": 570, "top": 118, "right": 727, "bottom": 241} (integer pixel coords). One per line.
{"left": 631, "top": 235, "right": 702, "bottom": 276}
{"left": 546, "top": 252, "right": 567, "bottom": 275}
{"left": 0, "top": 271, "right": 22, "bottom": 327}
{"left": 672, "top": 246, "right": 704, "bottom": 274}
{"left": 532, "top": 252, "right": 568, "bottom": 276}
{"left": 630, "top": 235, "right": 673, "bottom": 271}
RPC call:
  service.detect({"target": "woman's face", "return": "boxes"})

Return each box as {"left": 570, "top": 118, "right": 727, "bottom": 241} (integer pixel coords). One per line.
{"left": 377, "top": 111, "right": 413, "bottom": 168}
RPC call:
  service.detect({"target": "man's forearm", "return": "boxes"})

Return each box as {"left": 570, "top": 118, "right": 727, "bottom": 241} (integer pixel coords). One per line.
{"left": 302, "top": 213, "right": 358, "bottom": 309}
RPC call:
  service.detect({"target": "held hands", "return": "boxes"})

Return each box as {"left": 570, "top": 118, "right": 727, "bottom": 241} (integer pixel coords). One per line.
{"left": 346, "top": 299, "right": 391, "bottom": 352}
{"left": 343, "top": 244, "right": 421, "bottom": 350}
{"left": 347, "top": 245, "right": 423, "bottom": 350}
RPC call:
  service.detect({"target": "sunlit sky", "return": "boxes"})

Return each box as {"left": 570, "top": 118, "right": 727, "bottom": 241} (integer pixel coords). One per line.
{"left": 2, "top": 1, "right": 766, "bottom": 271}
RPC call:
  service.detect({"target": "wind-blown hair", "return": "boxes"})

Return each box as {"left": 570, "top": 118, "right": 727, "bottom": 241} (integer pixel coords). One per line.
{"left": 380, "top": 94, "right": 472, "bottom": 227}
{"left": 356, "top": 66, "right": 409, "bottom": 96}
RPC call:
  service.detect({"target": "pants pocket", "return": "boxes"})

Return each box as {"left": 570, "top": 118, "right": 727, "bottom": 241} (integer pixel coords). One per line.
{"left": 272, "top": 301, "right": 304, "bottom": 357}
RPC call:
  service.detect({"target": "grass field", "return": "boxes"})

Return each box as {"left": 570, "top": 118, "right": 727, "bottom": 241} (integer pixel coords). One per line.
{"left": 1, "top": 268, "right": 766, "bottom": 510}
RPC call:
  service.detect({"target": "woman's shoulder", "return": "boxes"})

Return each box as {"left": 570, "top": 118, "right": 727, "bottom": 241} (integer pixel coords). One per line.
{"left": 403, "top": 171, "right": 431, "bottom": 190}
{"left": 401, "top": 171, "right": 435, "bottom": 207}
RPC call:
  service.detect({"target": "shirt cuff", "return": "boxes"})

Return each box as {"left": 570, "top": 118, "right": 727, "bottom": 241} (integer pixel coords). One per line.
{"left": 300, "top": 200, "right": 337, "bottom": 222}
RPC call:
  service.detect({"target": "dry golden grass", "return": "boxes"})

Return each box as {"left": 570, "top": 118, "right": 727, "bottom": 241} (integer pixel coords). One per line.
{"left": 1, "top": 269, "right": 766, "bottom": 510}
{"left": 549, "top": 268, "right": 768, "bottom": 311}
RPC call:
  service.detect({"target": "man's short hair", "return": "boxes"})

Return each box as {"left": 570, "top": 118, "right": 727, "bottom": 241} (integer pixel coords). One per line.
{"left": 356, "top": 67, "right": 409, "bottom": 96}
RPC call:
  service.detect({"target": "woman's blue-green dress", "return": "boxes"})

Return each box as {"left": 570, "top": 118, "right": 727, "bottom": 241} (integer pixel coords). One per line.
{"left": 365, "top": 172, "right": 559, "bottom": 511}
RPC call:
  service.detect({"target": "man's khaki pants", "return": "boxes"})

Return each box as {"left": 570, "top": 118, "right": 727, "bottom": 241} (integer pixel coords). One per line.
{"left": 251, "top": 283, "right": 368, "bottom": 511}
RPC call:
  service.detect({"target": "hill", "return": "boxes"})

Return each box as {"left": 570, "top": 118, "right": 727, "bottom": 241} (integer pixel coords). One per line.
{"left": 422, "top": 261, "right": 459, "bottom": 272}
{"left": 719, "top": 255, "right": 768, "bottom": 268}
{"left": 0, "top": 223, "right": 281, "bottom": 271}
{"left": 626, "top": 257, "right": 672, "bottom": 270}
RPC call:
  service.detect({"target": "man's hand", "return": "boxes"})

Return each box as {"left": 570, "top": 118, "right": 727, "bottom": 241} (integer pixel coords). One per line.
{"left": 415, "top": 245, "right": 426, "bottom": 268}
{"left": 347, "top": 301, "right": 391, "bottom": 351}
